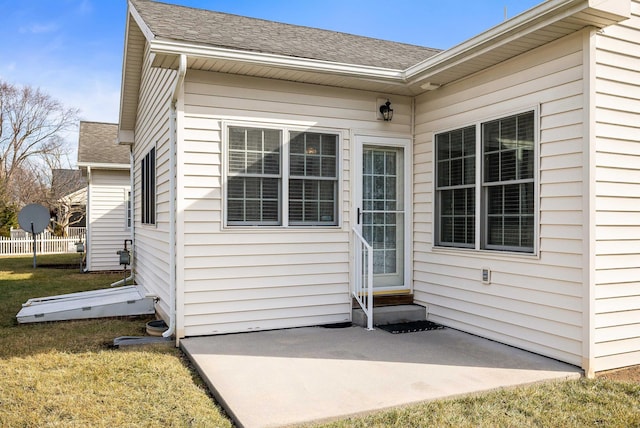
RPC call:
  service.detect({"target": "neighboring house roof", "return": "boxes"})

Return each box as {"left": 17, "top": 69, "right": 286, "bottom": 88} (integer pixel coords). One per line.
{"left": 77, "top": 121, "right": 129, "bottom": 166}
{"left": 51, "top": 169, "right": 85, "bottom": 200}
{"left": 58, "top": 187, "right": 87, "bottom": 206}
{"left": 130, "top": 0, "right": 440, "bottom": 70}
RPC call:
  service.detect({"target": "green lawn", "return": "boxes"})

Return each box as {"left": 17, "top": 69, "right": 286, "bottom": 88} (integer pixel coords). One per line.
{"left": 0, "top": 254, "right": 231, "bottom": 427}
{"left": 310, "top": 379, "right": 640, "bottom": 427}
{"left": 1, "top": 254, "right": 639, "bottom": 427}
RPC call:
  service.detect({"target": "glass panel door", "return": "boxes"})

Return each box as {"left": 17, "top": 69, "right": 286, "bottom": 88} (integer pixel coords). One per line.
{"left": 362, "top": 146, "right": 405, "bottom": 288}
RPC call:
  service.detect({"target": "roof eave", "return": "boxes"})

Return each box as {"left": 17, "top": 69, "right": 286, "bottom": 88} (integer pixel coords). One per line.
{"left": 149, "top": 39, "right": 405, "bottom": 82}
{"left": 405, "top": 0, "right": 631, "bottom": 88}
{"left": 119, "top": 1, "right": 154, "bottom": 139}
{"left": 77, "top": 162, "right": 130, "bottom": 170}
{"left": 118, "top": 0, "right": 631, "bottom": 112}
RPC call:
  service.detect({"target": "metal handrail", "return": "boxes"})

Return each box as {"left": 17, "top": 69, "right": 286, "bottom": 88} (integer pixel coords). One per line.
{"left": 352, "top": 227, "right": 374, "bottom": 330}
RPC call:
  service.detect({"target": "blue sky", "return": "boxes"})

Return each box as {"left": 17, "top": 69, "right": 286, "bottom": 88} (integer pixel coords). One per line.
{"left": 0, "top": 0, "right": 541, "bottom": 165}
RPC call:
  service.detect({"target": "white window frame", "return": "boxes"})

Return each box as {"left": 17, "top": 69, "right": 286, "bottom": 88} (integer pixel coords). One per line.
{"left": 223, "top": 122, "right": 342, "bottom": 228}
{"left": 434, "top": 108, "right": 538, "bottom": 254}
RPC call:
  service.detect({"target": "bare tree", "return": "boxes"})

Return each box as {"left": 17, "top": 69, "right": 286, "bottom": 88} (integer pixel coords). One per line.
{"left": 0, "top": 80, "right": 79, "bottom": 205}
{"left": 7, "top": 161, "right": 47, "bottom": 206}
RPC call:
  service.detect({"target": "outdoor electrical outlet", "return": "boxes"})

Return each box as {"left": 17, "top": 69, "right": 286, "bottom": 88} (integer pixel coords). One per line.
{"left": 482, "top": 268, "right": 491, "bottom": 284}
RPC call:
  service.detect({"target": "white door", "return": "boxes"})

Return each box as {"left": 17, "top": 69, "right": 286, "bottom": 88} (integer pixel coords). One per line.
{"left": 355, "top": 136, "right": 411, "bottom": 291}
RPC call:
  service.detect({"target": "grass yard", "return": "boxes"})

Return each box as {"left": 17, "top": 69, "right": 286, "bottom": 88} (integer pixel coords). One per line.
{"left": 0, "top": 254, "right": 231, "bottom": 427}
{"left": 310, "top": 379, "right": 640, "bottom": 427}
{"left": 1, "top": 254, "right": 640, "bottom": 427}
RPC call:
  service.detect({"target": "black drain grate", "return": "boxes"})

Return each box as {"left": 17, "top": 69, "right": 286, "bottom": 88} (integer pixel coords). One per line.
{"left": 376, "top": 320, "right": 445, "bottom": 334}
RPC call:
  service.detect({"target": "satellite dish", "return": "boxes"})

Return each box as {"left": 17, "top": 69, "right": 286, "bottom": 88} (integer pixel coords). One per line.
{"left": 18, "top": 204, "right": 50, "bottom": 234}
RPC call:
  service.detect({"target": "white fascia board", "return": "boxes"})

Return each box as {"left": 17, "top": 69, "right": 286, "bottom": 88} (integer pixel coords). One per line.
{"left": 77, "top": 162, "right": 131, "bottom": 170}
{"left": 404, "top": 0, "right": 629, "bottom": 84}
{"left": 405, "top": 0, "right": 582, "bottom": 80}
{"left": 119, "top": 2, "right": 155, "bottom": 133}
{"left": 128, "top": 1, "right": 156, "bottom": 42}
{"left": 118, "top": 10, "right": 133, "bottom": 131}
{"left": 149, "top": 39, "right": 405, "bottom": 82}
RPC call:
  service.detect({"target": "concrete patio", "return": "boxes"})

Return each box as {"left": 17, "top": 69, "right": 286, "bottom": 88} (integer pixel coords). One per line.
{"left": 181, "top": 325, "right": 582, "bottom": 428}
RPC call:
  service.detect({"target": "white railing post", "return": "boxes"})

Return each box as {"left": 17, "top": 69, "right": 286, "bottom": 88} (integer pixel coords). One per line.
{"left": 352, "top": 227, "right": 374, "bottom": 331}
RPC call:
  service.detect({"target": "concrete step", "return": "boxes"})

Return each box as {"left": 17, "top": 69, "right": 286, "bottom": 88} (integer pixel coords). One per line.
{"left": 352, "top": 304, "right": 426, "bottom": 327}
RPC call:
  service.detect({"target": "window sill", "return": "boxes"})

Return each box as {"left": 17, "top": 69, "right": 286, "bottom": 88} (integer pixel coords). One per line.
{"left": 431, "top": 245, "right": 540, "bottom": 261}
{"left": 222, "top": 225, "right": 344, "bottom": 232}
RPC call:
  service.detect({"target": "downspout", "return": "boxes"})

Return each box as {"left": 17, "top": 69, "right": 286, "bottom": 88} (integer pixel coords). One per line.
{"left": 163, "top": 53, "right": 187, "bottom": 339}
{"left": 111, "top": 147, "right": 136, "bottom": 287}
{"left": 83, "top": 166, "right": 91, "bottom": 273}
{"left": 581, "top": 27, "right": 597, "bottom": 378}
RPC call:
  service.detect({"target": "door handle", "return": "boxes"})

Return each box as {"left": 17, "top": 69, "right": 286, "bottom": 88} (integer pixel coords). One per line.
{"left": 357, "top": 208, "right": 361, "bottom": 225}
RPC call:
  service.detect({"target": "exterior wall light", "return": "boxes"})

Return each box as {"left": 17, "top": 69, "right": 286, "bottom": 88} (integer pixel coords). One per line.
{"left": 379, "top": 99, "right": 393, "bottom": 121}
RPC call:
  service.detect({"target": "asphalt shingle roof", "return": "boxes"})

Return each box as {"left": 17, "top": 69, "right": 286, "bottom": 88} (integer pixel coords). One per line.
{"left": 51, "top": 169, "right": 85, "bottom": 199}
{"left": 131, "top": 0, "right": 440, "bottom": 70}
{"left": 77, "top": 121, "right": 129, "bottom": 165}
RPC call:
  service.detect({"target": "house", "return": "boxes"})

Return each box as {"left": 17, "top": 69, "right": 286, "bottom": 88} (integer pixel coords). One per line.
{"left": 77, "top": 121, "right": 131, "bottom": 271}
{"left": 118, "top": 0, "right": 639, "bottom": 376}
{"left": 51, "top": 168, "right": 87, "bottom": 231}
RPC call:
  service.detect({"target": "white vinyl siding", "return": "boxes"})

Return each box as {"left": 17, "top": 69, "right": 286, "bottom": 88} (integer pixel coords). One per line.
{"left": 414, "top": 31, "right": 586, "bottom": 366}
{"left": 86, "top": 169, "right": 131, "bottom": 271}
{"left": 132, "top": 42, "right": 176, "bottom": 319}
{"left": 181, "top": 70, "right": 412, "bottom": 336}
{"left": 592, "top": 0, "right": 640, "bottom": 372}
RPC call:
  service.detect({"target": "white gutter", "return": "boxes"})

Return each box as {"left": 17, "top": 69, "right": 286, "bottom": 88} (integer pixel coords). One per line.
{"left": 84, "top": 165, "right": 91, "bottom": 272}
{"left": 163, "top": 53, "right": 187, "bottom": 339}
{"left": 150, "top": 39, "right": 404, "bottom": 81}
{"left": 77, "top": 162, "right": 130, "bottom": 170}
{"left": 404, "top": 0, "right": 629, "bottom": 84}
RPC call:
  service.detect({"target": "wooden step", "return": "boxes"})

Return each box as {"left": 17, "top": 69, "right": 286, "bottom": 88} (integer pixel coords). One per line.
{"left": 352, "top": 294, "right": 413, "bottom": 308}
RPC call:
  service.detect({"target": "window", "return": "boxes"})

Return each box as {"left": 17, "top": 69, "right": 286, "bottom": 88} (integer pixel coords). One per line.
{"left": 435, "top": 111, "right": 535, "bottom": 253}
{"left": 141, "top": 147, "right": 156, "bottom": 225}
{"left": 289, "top": 132, "right": 338, "bottom": 224}
{"left": 227, "top": 128, "right": 281, "bottom": 225}
{"left": 436, "top": 126, "right": 476, "bottom": 248}
{"left": 125, "top": 190, "right": 131, "bottom": 229}
{"left": 226, "top": 126, "right": 338, "bottom": 226}
{"left": 483, "top": 112, "right": 535, "bottom": 251}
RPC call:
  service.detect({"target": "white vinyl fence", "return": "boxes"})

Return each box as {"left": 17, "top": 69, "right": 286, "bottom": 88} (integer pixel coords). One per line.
{"left": 1, "top": 228, "right": 86, "bottom": 255}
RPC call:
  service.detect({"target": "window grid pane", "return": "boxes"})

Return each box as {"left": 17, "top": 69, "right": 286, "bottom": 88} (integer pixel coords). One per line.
{"left": 482, "top": 111, "right": 535, "bottom": 252}
{"left": 289, "top": 132, "right": 338, "bottom": 225}
{"left": 227, "top": 128, "right": 338, "bottom": 226}
{"left": 227, "top": 127, "right": 282, "bottom": 225}
{"left": 435, "top": 126, "right": 476, "bottom": 248}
